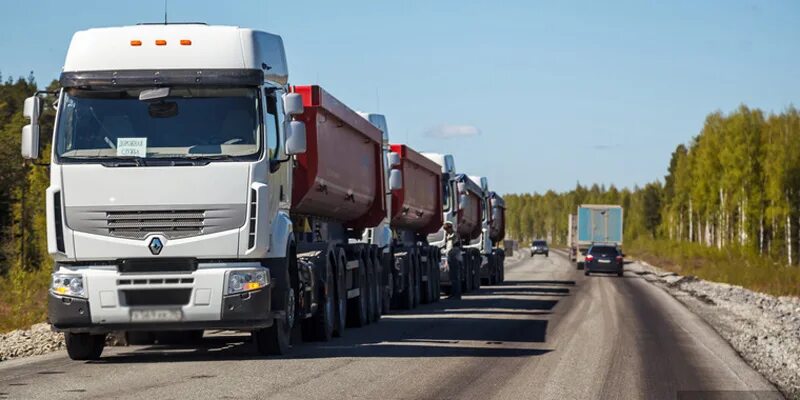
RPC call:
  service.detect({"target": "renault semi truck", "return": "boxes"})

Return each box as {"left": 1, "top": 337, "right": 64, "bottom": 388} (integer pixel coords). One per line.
{"left": 422, "top": 154, "right": 482, "bottom": 298}
{"left": 21, "top": 24, "right": 393, "bottom": 359}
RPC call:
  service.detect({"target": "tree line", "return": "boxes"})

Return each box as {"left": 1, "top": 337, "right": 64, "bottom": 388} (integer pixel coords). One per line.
{"left": 506, "top": 105, "right": 800, "bottom": 267}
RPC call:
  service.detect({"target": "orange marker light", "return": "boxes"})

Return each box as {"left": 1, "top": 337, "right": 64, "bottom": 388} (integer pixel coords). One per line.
{"left": 130, "top": 40, "right": 142, "bottom": 46}
{"left": 155, "top": 39, "right": 167, "bottom": 46}
{"left": 180, "top": 39, "right": 192, "bottom": 46}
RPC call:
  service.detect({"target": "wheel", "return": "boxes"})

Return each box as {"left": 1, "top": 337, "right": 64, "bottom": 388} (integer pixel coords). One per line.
{"left": 430, "top": 247, "right": 440, "bottom": 303}
{"left": 381, "top": 252, "right": 392, "bottom": 315}
{"left": 333, "top": 249, "right": 348, "bottom": 337}
{"left": 254, "top": 262, "right": 294, "bottom": 356}
{"left": 365, "top": 252, "right": 377, "bottom": 323}
{"left": 309, "top": 253, "right": 335, "bottom": 341}
{"left": 65, "top": 332, "right": 105, "bottom": 360}
{"left": 584, "top": 269, "right": 590, "bottom": 276}
{"left": 473, "top": 253, "right": 481, "bottom": 290}
{"left": 546, "top": 252, "right": 549, "bottom": 257}
{"left": 347, "top": 251, "right": 369, "bottom": 328}
{"left": 463, "top": 254, "right": 473, "bottom": 293}
{"left": 412, "top": 251, "right": 421, "bottom": 308}
{"left": 370, "top": 249, "right": 383, "bottom": 322}
{"left": 617, "top": 270, "right": 624, "bottom": 277}
{"left": 400, "top": 254, "right": 414, "bottom": 310}
{"left": 448, "top": 249, "right": 462, "bottom": 300}
{"left": 577, "top": 262, "right": 584, "bottom": 270}
{"left": 419, "top": 248, "right": 431, "bottom": 304}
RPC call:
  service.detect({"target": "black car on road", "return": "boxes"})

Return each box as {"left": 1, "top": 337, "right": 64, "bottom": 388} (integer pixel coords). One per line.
{"left": 584, "top": 244, "right": 623, "bottom": 276}
{"left": 531, "top": 240, "right": 549, "bottom": 257}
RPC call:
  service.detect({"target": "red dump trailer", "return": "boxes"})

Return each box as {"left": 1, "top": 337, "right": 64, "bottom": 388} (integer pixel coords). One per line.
{"left": 455, "top": 174, "right": 483, "bottom": 242}
{"left": 283, "top": 85, "right": 388, "bottom": 343}
{"left": 291, "top": 85, "right": 385, "bottom": 229}
{"left": 489, "top": 192, "right": 506, "bottom": 243}
{"left": 386, "top": 144, "right": 444, "bottom": 307}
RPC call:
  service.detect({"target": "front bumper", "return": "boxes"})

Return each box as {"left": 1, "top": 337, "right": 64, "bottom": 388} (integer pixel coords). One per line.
{"left": 586, "top": 262, "right": 623, "bottom": 273}
{"left": 48, "top": 262, "right": 275, "bottom": 334}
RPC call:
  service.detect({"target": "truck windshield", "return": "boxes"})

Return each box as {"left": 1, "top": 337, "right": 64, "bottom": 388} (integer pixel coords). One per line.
{"left": 55, "top": 87, "right": 261, "bottom": 162}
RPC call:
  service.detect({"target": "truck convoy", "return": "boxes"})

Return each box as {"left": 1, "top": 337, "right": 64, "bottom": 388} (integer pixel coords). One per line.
{"left": 19, "top": 24, "right": 506, "bottom": 360}
{"left": 574, "top": 205, "right": 624, "bottom": 269}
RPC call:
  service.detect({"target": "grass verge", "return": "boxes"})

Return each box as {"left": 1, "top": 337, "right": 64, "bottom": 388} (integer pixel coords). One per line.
{"left": 0, "top": 265, "right": 49, "bottom": 333}
{"left": 628, "top": 238, "right": 800, "bottom": 298}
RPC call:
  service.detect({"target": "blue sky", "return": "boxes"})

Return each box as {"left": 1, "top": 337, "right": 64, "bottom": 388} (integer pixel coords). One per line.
{"left": 1, "top": 0, "right": 798, "bottom": 194}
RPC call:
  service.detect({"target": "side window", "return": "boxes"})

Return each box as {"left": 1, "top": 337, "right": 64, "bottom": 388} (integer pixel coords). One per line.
{"left": 264, "top": 88, "right": 281, "bottom": 159}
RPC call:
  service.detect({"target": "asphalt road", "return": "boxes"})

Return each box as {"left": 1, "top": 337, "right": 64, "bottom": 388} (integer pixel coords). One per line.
{"left": 0, "top": 251, "right": 783, "bottom": 400}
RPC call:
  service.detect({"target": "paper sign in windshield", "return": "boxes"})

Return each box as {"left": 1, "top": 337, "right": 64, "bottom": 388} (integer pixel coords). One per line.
{"left": 116, "top": 138, "right": 147, "bottom": 157}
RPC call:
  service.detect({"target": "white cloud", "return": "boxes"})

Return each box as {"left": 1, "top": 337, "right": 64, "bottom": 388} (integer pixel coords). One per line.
{"left": 425, "top": 124, "right": 481, "bottom": 139}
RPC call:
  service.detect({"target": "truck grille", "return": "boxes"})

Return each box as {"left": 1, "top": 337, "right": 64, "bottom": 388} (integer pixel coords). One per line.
{"left": 107, "top": 210, "right": 205, "bottom": 240}
{"left": 123, "top": 289, "right": 192, "bottom": 306}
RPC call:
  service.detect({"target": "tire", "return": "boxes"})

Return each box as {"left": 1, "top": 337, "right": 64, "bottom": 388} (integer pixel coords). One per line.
{"left": 463, "top": 254, "right": 473, "bottom": 293}
{"left": 617, "top": 270, "right": 624, "bottom": 277}
{"left": 577, "top": 262, "right": 584, "bottom": 270}
{"left": 430, "top": 247, "right": 440, "bottom": 303}
{"left": 546, "top": 252, "right": 549, "bottom": 257}
{"left": 584, "top": 269, "right": 590, "bottom": 276}
{"left": 381, "top": 252, "right": 392, "bottom": 315}
{"left": 412, "top": 250, "right": 421, "bottom": 308}
{"left": 254, "top": 266, "right": 294, "bottom": 356}
{"left": 473, "top": 253, "right": 481, "bottom": 290}
{"left": 371, "top": 249, "right": 383, "bottom": 322}
{"left": 400, "top": 254, "right": 414, "bottom": 310}
{"left": 365, "top": 252, "right": 377, "bottom": 323}
{"left": 333, "top": 249, "right": 347, "bottom": 338}
{"left": 448, "top": 249, "right": 462, "bottom": 300}
{"left": 347, "top": 250, "right": 369, "bottom": 328}
{"left": 420, "top": 247, "right": 433, "bottom": 305}
{"left": 309, "top": 254, "right": 335, "bottom": 341}
{"left": 65, "top": 332, "right": 105, "bottom": 361}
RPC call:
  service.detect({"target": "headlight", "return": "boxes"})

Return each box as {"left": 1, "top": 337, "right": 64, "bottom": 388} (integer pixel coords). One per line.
{"left": 226, "top": 269, "right": 269, "bottom": 295}
{"left": 51, "top": 273, "right": 86, "bottom": 298}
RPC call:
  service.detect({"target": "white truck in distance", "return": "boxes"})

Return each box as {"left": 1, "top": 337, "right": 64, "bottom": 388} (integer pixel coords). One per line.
{"left": 20, "top": 24, "right": 393, "bottom": 360}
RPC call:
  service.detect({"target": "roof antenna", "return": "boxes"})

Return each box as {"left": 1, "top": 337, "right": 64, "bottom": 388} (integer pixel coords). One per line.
{"left": 164, "top": 0, "right": 168, "bottom": 25}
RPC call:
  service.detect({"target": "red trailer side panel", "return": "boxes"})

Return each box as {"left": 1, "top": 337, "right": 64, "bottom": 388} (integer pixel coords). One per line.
{"left": 290, "top": 85, "right": 385, "bottom": 229}
{"left": 456, "top": 175, "right": 482, "bottom": 240}
{"left": 389, "top": 144, "right": 443, "bottom": 234}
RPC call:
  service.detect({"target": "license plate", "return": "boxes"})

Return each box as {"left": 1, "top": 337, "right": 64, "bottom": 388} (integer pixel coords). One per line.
{"left": 130, "top": 309, "right": 183, "bottom": 322}
{"left": 599, "top": 259, "right": 611, "bottom": 264}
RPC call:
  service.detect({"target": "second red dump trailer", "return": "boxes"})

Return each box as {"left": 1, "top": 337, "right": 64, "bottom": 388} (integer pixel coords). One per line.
{"left": 454, "top": 174, "right": 484, "bottom": 292}
{"left": 388, "top": 144, "right": 443, "bottom": 308}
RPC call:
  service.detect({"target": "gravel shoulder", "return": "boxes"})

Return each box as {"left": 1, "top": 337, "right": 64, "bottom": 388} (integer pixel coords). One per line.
{"left": 628, "top": 260, "right": 800, "bottom": 399}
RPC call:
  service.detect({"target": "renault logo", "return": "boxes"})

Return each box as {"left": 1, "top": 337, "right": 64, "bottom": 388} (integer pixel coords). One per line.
{"left": 148, "top": 237, "right": 164, "bottom": 255}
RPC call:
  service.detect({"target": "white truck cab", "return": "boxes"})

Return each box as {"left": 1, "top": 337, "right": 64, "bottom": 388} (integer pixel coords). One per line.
{"left": 21, "top": 24, "right": 307, "bottom": 359}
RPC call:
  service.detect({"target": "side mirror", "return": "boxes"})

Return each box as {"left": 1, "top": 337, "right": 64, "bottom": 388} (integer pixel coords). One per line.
{"left": 285, "top": 121, "right": 307, "bottom": 155}
{"left": 389, "top": 169, "right": 402, "bottom": 191}
{"left": 21, "top": 96, "right": 42, "bottom": 160}
{"left": 283, "top": 93, "right": 304, "bottom": 116}
{"left": 458, "top": 194, "right": 468, "bottom": 210}
{"left": 387, "top": 152, "right": 401, "bottom": 168}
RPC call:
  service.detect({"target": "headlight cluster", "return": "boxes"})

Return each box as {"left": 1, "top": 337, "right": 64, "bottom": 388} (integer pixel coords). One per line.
{"left": 226, "top": 269, "right": 269, "bottom": 295}
{"left": 51, "top": 274, "right": 86, "bottom": 298}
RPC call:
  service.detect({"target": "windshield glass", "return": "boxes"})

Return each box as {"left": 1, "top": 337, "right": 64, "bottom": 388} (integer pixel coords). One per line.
{"left": 55, "top": 87, "right": 261, "bottom": 161}
{"left": 533, "top": 240, "right": 547, "bottom": 246}
{"left": 590, "top": 246, "right": 618, "bottom": 256}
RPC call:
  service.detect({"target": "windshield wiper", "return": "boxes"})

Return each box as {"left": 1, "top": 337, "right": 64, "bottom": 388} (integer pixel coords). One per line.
{"left": 62, "top": 155, "right": 147, "bottom": 167}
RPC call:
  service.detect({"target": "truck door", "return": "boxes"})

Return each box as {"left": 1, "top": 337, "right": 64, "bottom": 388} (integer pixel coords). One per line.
{"left": 264, "top": 88, "right": 292, "bottom": 231}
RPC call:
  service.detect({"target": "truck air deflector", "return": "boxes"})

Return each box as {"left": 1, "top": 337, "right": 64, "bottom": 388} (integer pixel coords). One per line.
{"left": 59, "top": 69, "right": 264, "bottom": 88}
